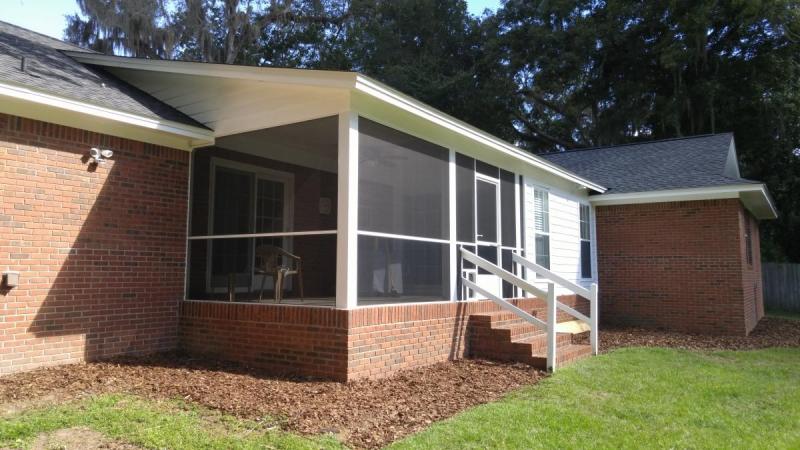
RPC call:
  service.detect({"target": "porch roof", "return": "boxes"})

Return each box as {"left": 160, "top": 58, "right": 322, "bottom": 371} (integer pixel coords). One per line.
{"left": 64, "top": 51, "right": 607, "bottom": 194}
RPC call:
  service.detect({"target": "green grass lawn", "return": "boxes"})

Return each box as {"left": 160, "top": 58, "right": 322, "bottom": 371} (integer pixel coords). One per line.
{"left": 391, "top": 347, "right": 800, "bottom": 450}
{"left": 0, "top": 394, "right": 345, "bottom": 450}
{"left": 2, "top": 348, "right": 798, "bottom": 449}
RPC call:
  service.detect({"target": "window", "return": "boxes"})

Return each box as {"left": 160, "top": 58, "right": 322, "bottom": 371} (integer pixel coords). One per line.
{"left": 580, "top": 204, "right": 592, "bottom": 279}
{"left": 533, "top": 189, "right": 550, "bottom": 269}
{"left": 745, "top": 216, "right": 753, "bottom": 266}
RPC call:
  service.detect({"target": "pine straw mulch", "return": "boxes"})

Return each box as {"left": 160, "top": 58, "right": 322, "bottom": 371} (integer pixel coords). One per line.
{"left": 0, "top": 356, "right": 544, "bottom": 449}
{"left": 2, "top": 317, "right": 798, "bottom": 449}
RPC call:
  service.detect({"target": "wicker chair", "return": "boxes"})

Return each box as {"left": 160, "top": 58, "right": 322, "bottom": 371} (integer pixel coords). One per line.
{"left": 254, "top": 245, "right": 304, "bottom": 303}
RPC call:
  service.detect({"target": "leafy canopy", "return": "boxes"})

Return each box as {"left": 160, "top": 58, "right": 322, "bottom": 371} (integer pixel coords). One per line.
{"left": 65, "top": 0, "right": 800, "bottom": 261}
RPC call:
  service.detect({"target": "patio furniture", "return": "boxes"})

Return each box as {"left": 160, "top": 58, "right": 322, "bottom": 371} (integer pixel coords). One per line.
{"left": 255, "top": 245, "right": 304, "bottom": 303}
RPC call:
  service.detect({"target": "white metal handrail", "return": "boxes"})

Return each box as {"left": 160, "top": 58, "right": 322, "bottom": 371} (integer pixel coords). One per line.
{"left": 512, "top": 253, "right": 599, "bottom": 356}
{"left": 460, "top": 248, "right": 558, "bottom": 371}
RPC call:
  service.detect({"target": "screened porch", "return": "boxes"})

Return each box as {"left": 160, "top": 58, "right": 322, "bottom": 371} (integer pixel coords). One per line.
{"left": 184, "top": 113, "right": 531, "bottom": 308}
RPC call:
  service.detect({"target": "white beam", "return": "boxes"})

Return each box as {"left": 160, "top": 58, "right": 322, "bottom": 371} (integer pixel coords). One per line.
{"left": 336, "top": 111, "right": 359, "bottom": 309}
{"left": 448, "top": 149, "right": 457, "bottom": 301}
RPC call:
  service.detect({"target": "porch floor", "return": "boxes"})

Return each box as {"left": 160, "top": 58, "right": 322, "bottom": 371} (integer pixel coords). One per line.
{"left": 193, "top": 296, "right": 448, "bottom": 307}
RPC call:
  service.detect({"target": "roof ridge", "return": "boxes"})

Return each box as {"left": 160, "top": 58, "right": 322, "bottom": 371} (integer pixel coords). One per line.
{"left": 0, "top": 19, "right": 95, "bottom": 54}
{"left": 540, "top": 132, "right": 733, "bottom": 156}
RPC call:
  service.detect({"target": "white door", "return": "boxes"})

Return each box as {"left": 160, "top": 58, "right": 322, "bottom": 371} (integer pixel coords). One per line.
{"left": 474, "top": 177, "right": 502, "bottom": 298}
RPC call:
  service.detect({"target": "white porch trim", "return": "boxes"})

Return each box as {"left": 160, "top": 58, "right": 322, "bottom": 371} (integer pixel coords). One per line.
{"left": 336, "top": 111, "right": 359, "bottom": 309}
{"left": 0, "top": 80, "right": 214, "bottom": 150}
{"left": 589, "top": 184, "right": 777, "bottom": 219}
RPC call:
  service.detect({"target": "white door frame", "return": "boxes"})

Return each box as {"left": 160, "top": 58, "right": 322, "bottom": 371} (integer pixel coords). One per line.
{"left": 474, "top": 173, "right": 502, "bottom": 298}
{"left": 206, "top": 157, "right": 295, "bottom": 293}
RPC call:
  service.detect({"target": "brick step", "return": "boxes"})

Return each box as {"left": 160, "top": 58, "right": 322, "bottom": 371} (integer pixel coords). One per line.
{"left": 470, "top": 310, "right": 550, "bottom": 329}
{"left": 495, "top": 322, "right": 544, "bottom": 340}
{"left": 468, "top": 307, "right": 595, "bottom": 369}
{"left": 527, "top": 344, "right": 593, "bottom": 369}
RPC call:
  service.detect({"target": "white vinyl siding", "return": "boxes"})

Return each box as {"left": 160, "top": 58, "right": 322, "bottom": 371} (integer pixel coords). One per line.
{"left": 524, "top": 178, "right": 596, "bottom": 296}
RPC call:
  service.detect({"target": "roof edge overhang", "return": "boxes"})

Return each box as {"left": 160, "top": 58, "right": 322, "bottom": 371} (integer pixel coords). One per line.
{"left": 65, "top": 51, "right": 606, "bottom": 193}
{"left": 0, "top": 79, "right": 215, "bottom": 150}
{"left": 589, "top": 184, "right": 778, "bottom": 220}
{"left": 65, "top": 51, "right": 357, "bottom": 89}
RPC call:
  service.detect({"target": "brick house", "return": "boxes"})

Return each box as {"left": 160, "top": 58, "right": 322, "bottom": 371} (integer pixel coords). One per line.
{"left": 543, "top": 136, "right": 776, "bottom": 335}
{"left": 0, "top": 21, "right": 775, "bottom": 380}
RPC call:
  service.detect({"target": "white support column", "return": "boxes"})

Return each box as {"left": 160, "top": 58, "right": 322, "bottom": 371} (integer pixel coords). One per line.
{"left": 336, "top": 111, "right": 359, "bottom": 309}
{"left": 514, "top": 173, "right": 522, "bottom": 298}
{"left": 590, "top": 283, "right": 599, "bottom": 355}
{"left": 448, "top": 149, "right": 457, "bottom": 300}
{"left": 546, "top": 282, "right": 557, "bottom": 372}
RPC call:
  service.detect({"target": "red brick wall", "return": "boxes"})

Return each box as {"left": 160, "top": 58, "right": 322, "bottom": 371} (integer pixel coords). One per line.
{"left": 0, "top": 114, "right": 189, "bottom": 374}
{"left": 179, "top": 296, "right": 587, "bottom": 381}
{"left": 595, "top": 199, "right": 763, "bottom": 335}
{"left": 740, "top": 210, "right": 765, "bottom": 332}
{"left": 346, "top": 296, "right": 587, "bottom": 380}
{"left": 179, "top": 301, "right": 349, "bottom": 380}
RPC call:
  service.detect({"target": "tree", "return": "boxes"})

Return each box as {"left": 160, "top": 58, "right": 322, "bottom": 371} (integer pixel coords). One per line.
{"left": 498, "top": 0, "right": 800, "bottom": 261}
{"left": 65, "top": 0, "right": 345, "bottom": 64}
{"left": 319, "top": 0, "right": 518, "bottom": 139}
{"left": 64, "top": 0, "right": 800, "bottom": 261}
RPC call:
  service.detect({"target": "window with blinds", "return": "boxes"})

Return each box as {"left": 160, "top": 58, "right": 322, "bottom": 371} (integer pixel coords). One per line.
{"left": 580, "top": 204, "right": 592, "bottom": 278}
{"left": 533, "top": 189, "right": 550, "bottom": 269}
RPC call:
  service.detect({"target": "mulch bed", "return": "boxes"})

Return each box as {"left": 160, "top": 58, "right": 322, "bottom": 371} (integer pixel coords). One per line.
{"left": 593, "top": 317, "right": 800, "bottom": 352}
{"left": 0, "top": 356, "right": 543, "bottom": 449}
{"left": 2, "top": 316, "right": 798, "bottom": 449}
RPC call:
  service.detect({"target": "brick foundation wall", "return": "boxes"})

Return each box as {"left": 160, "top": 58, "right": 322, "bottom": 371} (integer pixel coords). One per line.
{"left": 179, "top": 301, "right": 349, "bottom": 380}
{"left": 179, "top": 296, "right": 587, "bottom": 381}
{"left": 346, "top": 296, "right": 587, "bottom": 381}
{"left": 0, "top": 114, "right": 189, "bottom": 374}
{"left": 595, "top": 199, "right": 764, "bottom": 335}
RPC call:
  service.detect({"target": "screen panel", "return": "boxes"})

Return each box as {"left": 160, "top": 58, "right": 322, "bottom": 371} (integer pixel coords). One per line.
{"left": 358, "top": 118, "right": 449, "bottom": 240}
{"left": 357, "top": 235, "right": 449, "bottom": 304}
{"left": 456, "top": 153, "right": 476, "bottom": 243}
{"left": 500, "top": 169, "right": 517, "bottom": 247}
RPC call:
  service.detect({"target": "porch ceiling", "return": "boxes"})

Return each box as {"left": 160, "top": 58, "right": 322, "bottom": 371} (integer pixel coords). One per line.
{"left": 99, "top": 67, "right": 350, "bottom": 138}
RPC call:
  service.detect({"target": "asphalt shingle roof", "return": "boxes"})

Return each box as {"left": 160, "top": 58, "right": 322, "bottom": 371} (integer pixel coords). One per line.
{"left": 541, "top": 133, "right": 759, "bottom": 194}
{"left": 0, "top": 20, "right": 206, "bottom": 129}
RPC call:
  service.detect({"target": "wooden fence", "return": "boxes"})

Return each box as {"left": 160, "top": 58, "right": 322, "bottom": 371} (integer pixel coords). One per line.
{"left": 762, "top": 263, "right": 800, "bottom": 312}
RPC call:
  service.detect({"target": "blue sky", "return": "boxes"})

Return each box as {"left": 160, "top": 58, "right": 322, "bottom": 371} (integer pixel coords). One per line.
{"left": 1, "top": 0, "right": 502, "bottom": 39}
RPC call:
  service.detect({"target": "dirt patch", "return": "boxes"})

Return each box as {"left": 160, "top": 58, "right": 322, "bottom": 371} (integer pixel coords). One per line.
{"left": 0, "top": 357, "right": 542, "bottom": 449}
{"left": 577, "top": 317, "right": 800, "bottom": 352}
{"left": 30, "top": 427, "right": 140, "bottom": 450}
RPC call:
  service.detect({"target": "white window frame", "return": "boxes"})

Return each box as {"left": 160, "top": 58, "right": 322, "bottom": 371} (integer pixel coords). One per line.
{"left": 532, "top": 187, "right": 551, "bottom": 274}
{"left": 579, "top": 203, "right": 593, "bottom": 280}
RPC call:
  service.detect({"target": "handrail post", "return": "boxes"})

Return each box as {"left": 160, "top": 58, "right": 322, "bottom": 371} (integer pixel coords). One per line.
{"left": 590, "top": 283, "right": 599, "bottom": 356}
{"left": 546, "top": 282, "right": 556, "bottom": 372}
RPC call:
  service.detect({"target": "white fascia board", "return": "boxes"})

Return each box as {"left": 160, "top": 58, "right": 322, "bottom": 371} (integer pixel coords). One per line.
{"left": 353, "top": 75, "right": 606, "bottom": 193}
{"left": 67, "top": 51, "right": 605, "bottom": 192}
{"left": 590, "top": 184, "right": 778, "bottom": 219}
{"left": 0, "top": 80, "right": 215, "bottom": 148}
{"left": 65, "top": 51, "right": 356, "bottom": 89}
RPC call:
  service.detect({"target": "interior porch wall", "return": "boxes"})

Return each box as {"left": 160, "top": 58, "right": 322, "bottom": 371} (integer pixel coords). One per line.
{"left": 188, "top": 147, "right": 337, "bottom": 300}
